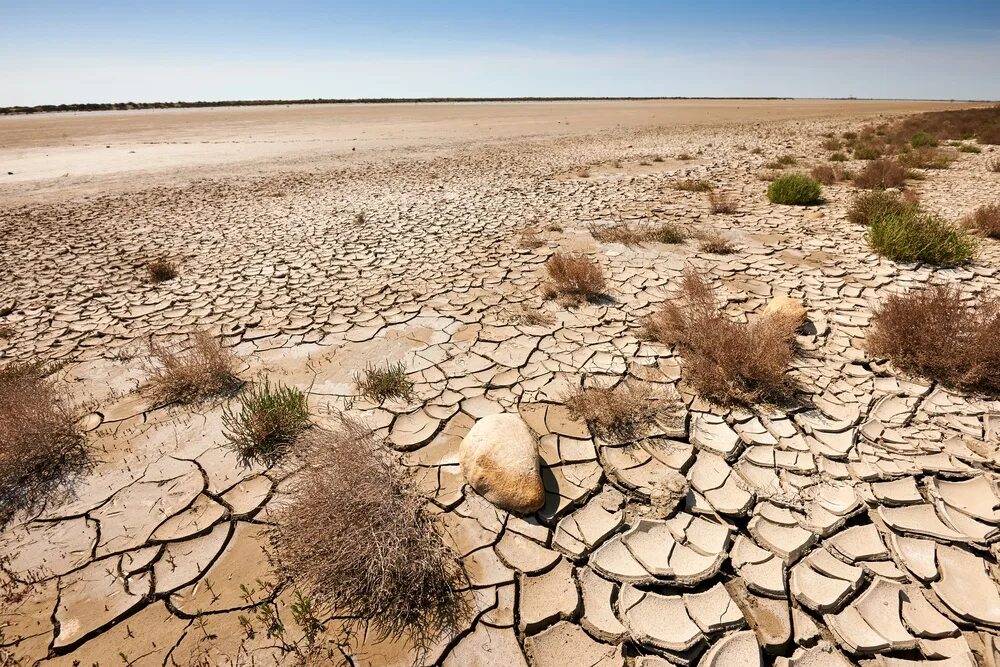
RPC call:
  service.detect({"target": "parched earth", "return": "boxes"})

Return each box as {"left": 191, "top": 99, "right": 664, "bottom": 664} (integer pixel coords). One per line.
{"left": 2, "top": 107, "right": 1000, "bottom": 666}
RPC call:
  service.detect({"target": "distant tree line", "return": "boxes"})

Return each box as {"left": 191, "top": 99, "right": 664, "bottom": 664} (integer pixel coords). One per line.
{"left": 0, "top": 96, "right": 800, "bottom": 115}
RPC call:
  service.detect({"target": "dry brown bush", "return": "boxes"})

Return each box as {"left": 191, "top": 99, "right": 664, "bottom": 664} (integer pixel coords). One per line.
{"left": 147, "top": 331, "right": 240, "bottom": 403}
{"left": 896, "top": 147, "right": 956, "bottom": 170}
{"left": 269, "top": 415, "right": 469, "bottom": 653}
{"left": 708, "top": 192, "right": 737, "bottom": 214}
{"left": 672, "top": 179, "right": 714, "bottom": 192}
{"left": 542, "top": 252, "right": 606, "bottom": 305}
{"left": 508, "top": 304, "right": 555, "bottom": 327}
{"left": 146, "top": 257, "right": 178, "bottom": 283}
{"left": 853, "top": 159, "right": 908, "bottom": 189}
{"left": 698, "top": 232, "right": 737, "bottom": 254}
{"left": 962, "top": 203, "right": 1000, "bottom": 239}
{"left": 988, "top": 157, "right": 1000, "bottom": 173}
{"left": 588, "top": 222, "right": 685, "bottom": 245}
{"left": 643, "top": 272, "right": 799, "bottom": 405}
{"left": 519, "top": 229, "right": 544, "bottom": 249}
{"left": 563, "top": 382, "right": 679, "bottom": 439}
{"left": 868, "top": 285, "right": 1000, "bottom": 392}
{"left": 0, "top": 361, "right": 86, "bottom": 524}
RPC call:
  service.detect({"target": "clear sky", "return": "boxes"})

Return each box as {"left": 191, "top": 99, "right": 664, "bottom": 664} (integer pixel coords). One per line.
{"left": 2, "top": 0, "right": 999, "bottom": 106}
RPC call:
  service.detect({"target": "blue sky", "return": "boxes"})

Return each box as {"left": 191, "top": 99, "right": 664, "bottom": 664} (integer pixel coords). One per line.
{"left": 1, "top": 0, "right": 999, "bottom": 105}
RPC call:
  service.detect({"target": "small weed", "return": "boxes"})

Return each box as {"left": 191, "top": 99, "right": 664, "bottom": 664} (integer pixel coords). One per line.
{"left": 354, "top": 361, "right": 414, "bottom": 403}
{"left": 223, "top": 378, "right": 310, "bottom": 466}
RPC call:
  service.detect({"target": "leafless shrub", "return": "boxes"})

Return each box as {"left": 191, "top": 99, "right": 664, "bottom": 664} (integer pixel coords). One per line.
{"left": 354, "top": 212, "right": 366, "bottom": 225}
{"left": 576, "top": 167, "right": 591, "bottom": 178}
{"left": 962, "top": 203, "right": 1000, "bottom": 239}
{"left": 708, "top": 192, "right": 737, "bottom": 214}
{"left": 146, "top": 331, "right": 240, "bottom": 403}
{"left": 542, "top": 252, "right": 606, "bottom": 305}
{"left": 987, "top": 157, "right": 1000, "bottom": 173}
{"left": 765, "top": 154, "right": 798, "bottom": 169}
{"left": 508, "top": 304, "right": 556, "bottom": 327}
{"left": 757, "top": 169, "right": 782, "bottom": 182}
{"left": 853, "top": 159, "right": 908, "bottom": 189}
{"left": 677, "top": 153, "right": 694, "bottom": 161}
{"left": 643, "top": 272, "right": 799, "bottom": 405}
{"left": 0, "top": 324, "right": 12, "bottom": 339}
{"left": 821, "top": 137, "right": 842, "bottom": 151}
{"left": 544, "top": 223, "right": 563, "bottom": 232}
{"left": 146, "top": 257, "right": 178, "bottom": 283}
{"left": 564, "top": 382, "right": 679, "bottom": 439}
{"left": 868, "top": 285, "right": 1000, "bottom": 393}
{"left": 810, "top": 164, "right": 847, "bottom": 185}
{"left": 698, "top": 232, "right": 737, "bottom": 254}
{"left": 0, "top": 361, "right": 86, "bottom": 525}
{"left": 269, "top": 416, "right": 470, "bottom": 655}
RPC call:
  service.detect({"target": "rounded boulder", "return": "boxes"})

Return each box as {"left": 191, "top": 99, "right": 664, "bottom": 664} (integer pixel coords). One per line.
{"left": 459, "top": 413, "right": 545, "bottom": 514}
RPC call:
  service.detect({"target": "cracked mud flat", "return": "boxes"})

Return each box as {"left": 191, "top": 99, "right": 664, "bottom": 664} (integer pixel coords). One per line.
{"left": 2, "top": 100, "right": 1000, "bottom": 666}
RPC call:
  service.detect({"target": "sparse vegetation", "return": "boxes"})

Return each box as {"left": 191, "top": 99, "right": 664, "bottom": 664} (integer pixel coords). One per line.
{"left": 589, "top": 221, "right": 686, "bottom": 245}
{"left": 223, "top": 378, "right": 310, "bottom": 466}
{"left": 564, "top": 382, "right": 678, "bottom": 439}
{"left": 643, "top": 272, "right": 799, "bottom": 405}
{"left": 147, "top": 331, "right": 240, "bottom": 403}
{"left": 847, "top": 190, "right": 918, "bottom": 226}
{"left": 852, "top": 144, "right": 883, "bottom": 160}
{"left": 767, "top": 173, "right": 822, "bottom": 205}
{"left": 542, "top": 252, "right": 607, "bottom": 305}
{"left": 962, "top": 203, "right": 1000, "bottom": 239}
{"left": 672, "top": 178, "right": 714, "bottom": 192}
{"left": 987, "top": 157, "right": 1000, "bottom": 173}
{"left": 519, "top": 229, "right": 544, "bottom": 249}
{"left": 829, "top": 152, "right": 848, "bottom": 162}
{"left": 269, "top": 415, "right": 469, "bottom": 652}
{"left": 765, "top": 154, "right": 798, "bottom": 169}
{"left": 677, "top": 153, "right": 694, "bottom": 161}
{"left": 821, "top": 137, "right": 842, "bottom": 151}
{"left": 911, "top": 132, "right": 938, "bottom": 148}
{"left": 146, "top": 257, "right": 178, "bottom": 283}
{"left": 0, "top": 361, "right": 85, "bottom": 524}
{"left": 355, "top": 361, "right": 414, "bottom": 402}
{"left": 853, "top": 159, "right": 907, "bottom": 189}
{"left": 708, "top": 192, "right": 737, "bottom": 214}
{"left": 809, "top": 164, "right": 849, "bottom": 185}
{"left": 698, "top": 232, "right": 737, "bottom": 254}
{"left": 867, "top": 210, "right": 977, "bottom": 265}
{"left": 508, "top": 304, "right": 556, "bottom": 327}
{"left": 868, "top": 285, "right": 1000, "bottom": 393}
{"left": 897, "top": 147, "right": 956, "bottom": 170}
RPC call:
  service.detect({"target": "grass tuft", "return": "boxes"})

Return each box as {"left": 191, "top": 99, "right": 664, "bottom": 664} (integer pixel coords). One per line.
{"left": 869, "top": 285, "right": 1000, "bottom": 393}
{"left": 146, "top": 331, "right": 240, "bottom": 403}
{"left": 0, "top": 361, "right": 86, "bottom": 525}
{"left": 269, "top": 415, "right": 469, "bottom": 651}
{"left": 847, "top": 190, "right": 918, "bottom": 226}
{"left": 767, "top": 173, "right": 822, "bottom": 205}
{"left": 223, "top": 378, "right": 310, "bottom": 466}
{"left": 867, "top": 210, "right": 977, "bottom": 265}
{"left": 355, "top": 361, "right": 414, "bottom": 403}
{"left": 643, "top": 272, "right": 799, "bottom": 405}
{"left": 829, "top": 152, "right": 848, "bottom": 162}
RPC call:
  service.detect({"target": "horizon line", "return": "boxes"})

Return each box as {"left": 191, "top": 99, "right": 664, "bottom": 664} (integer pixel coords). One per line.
{"left": 4, "top": 96, "right": 998, "bottom": 116}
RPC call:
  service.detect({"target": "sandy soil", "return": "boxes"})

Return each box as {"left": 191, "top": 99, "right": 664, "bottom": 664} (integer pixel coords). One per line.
{"left": 0, "top": 99, "right": 969, "bottom": 205}
{"left": 2, "top": 100, "right": 1000, "bottom": 666}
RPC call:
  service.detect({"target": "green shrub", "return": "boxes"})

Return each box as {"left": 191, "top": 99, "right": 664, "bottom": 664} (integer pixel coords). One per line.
{"left": 897, "top": 148, "right": 956, "bottom": 170}
{"left": 853, "top": 144, "right": 883, "bottom": 160}
{"left": 767, "top": 174, "right": 822, "bottom": 205}
{"left": 355, "top": 361, "right": 414, "bottom": 402}
{"left": 672, "top": 179, "right": 714, "bottom": 192}
{"left": 223, "top": 378, "right": 310, "bottom": 466}
{"left": 867, "top": 211, "right": 977, "bottom": 265}
{"left": 911, "top": 132, "right": 938, "bottom": 148}
{"left": 958, "top": 143, "right": 981, "bottom": 154}
{"left": 847, "top": 191, "right": 918, "bottom": 226}
{"left": 829, "top": 152, "right": 848, "bottom": 162}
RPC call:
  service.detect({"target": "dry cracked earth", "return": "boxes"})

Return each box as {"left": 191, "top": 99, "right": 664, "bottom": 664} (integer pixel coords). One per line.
{"left": 2, "top": 109, "right": 1000, "bottom": 667}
